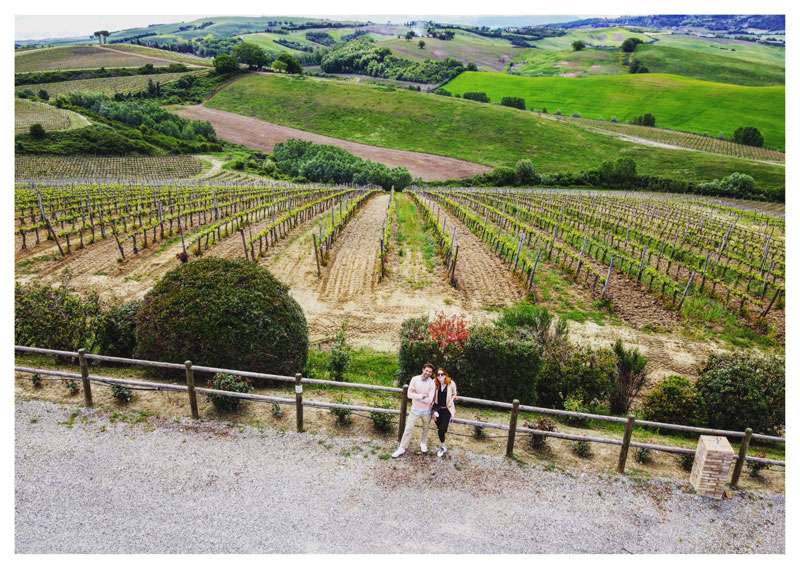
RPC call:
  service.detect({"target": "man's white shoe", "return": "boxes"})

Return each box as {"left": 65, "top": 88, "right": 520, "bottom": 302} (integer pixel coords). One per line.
{"left": 437, "top": 445, "right": 447, "bottom": 457}
{"left": 391, "top": 448, "right": 405, "bottom": 458}
{"left": 420, "top": 443, "right": 428, "bottom": 453}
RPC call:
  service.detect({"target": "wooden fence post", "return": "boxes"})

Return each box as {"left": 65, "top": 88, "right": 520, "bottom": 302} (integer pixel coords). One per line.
{"left": 506, "top": 399, "right": 520, "bottom": 458}
{"left": 617, "top": 414, "right": 636, "bottom": 473}
{"left": 730, "top": 428, "right": 753, "bottom": 487}
{"left": 185, "top": 361, "right": 199, "bottom": 419}
{"left": 398, "top": 384, "right": 409, "bottom": 442}
{"left": 295, "top": 373, "right": 304, "bottom": 432}
{"left": 77, "top": 348, "right": 92, "bottom": 408}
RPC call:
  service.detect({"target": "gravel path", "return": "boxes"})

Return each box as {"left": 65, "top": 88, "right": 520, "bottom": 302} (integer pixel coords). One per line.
{"left": 15, "top": 399, "right": 784, "bottom": 553}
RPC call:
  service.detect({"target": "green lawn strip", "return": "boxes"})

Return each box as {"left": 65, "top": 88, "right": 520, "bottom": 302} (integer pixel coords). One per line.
{"left": 205, "top": 73, "right": 784, "bottom": 189}
{"left": 632, "top": 44, "right": 784, "bottom": 86}
{"left": 444, "top": 72, "right": 785, "bottom": 150}
{"left": 394, "top": 193, "right": 438, "bottom": 275}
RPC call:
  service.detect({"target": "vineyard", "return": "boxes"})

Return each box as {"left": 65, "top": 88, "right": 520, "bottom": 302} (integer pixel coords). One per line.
{"left": 14, "top": 99, "right": 90, "bottom": 133}
{"left": 15, "top": 155, "right": 203, "bottom": 181}
{"left": 411, "top": 188, "right": 785, "bottom": 337}
{"left": 553, "top": 115, "right": 786, "bottom": 163}
{"left": 14, "top": 70, "right": 206, "bottom": 98}
{"left": 14, "top": 45, "right": 205, "bottom": 73}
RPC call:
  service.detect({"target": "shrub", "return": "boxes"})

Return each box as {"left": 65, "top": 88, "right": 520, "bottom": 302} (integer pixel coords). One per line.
{"left": 29, "top": 123, "right": 46, "bottom": 139}
{"left": 368, "top": 399, "right": 394, "bottom": 433}
{"left": 327, "top": 322, "right": 351, "bottom": 382}
{"left": 541, "top": 107, "right": 547, "bottom": 113}
{"left": 462, "top": 91, "right": 490, "bottom": 103}
{"left": 427, "top": 311, "right": 470, "bottom": 355}
{"left": 15, "top": 283, "right": 101, "bottom": 352}
{"left": 572, "top": 440, "right": 592, "bottom": 458}
{"left": 678, "top": 453, "right": 694, "bottom": 471}
{"left": 31, "top": 373, "right": 42, "bottom": 388}
{"left": 610, "top": 116, "right": 618, "bottom": 122}
{"left": 500, "top": 96, "right": 526, "bottom": 110}
{"left": 640, "top": 375, "right": 707, "bottom": 428}
{"left": 696, "top": 352, "right": 784, "bottom": 435}
{"left": 733, "top": 126, "right": 764, "bottom": 147}
{"left": 621, "top": 37, "right": 643, "bottom": 52}
{"left": 491, "top": 166, "right": 518, "bottom": 186}
{"left": 467, "top": 61, "right": 478, "bottom": 71}
{"left": 555, "top": 109, "right": 562, "bottom": 115}
{"left": 213, "top": 54, "right": 239, "bottom": 74}
{"left": 572, "top": 112, "right": 581, "bottom": 118}
{"left": 96, "top": 301, "right": 141, "bottom": 359}
{"left": 635, "top": 447, "right": 652, "bottom": 464}
{"left": 135, "top": 258, "right": 308, "bottom": 378}
{"left": 572, "top": 40, "right": 586, "bottom": 51}
{"left": 271, "top": 402, "right": 284, "bottom": 419}
{"left": 525, "top": 417, "right": 556, "bottom": 450}
{"left": 63, "top": 379, "right": 79, "bottom": 395}
{"left": 632, "top": 113, "right": 656, "bottom": 127}
{"left": 515, "top": 159, "right": 536, "bottom": 184}
{"left": 609, "top": 340, "right": 648, "bottom": 415}
{"left": 629, "top": 60, "right": 649, "bottom": 73}
{"left": 746, "top": 452, "right": 770, "bottom": 478}
{"left": 473, "top": 415, "right": 487, "bottom": 439}
{"left": 562, "top": 395, "right": 591, "bottom": 427}
{"left": 538, "top": 343, "right": 615, "bottom": 409}
{"left": 111, "top": 384, "right": 133, "bottom": 403}
{"left": 207, "top": 373, "right": 253, "bottom": 413}
{"left": 330, "top": 394, "right": 353, "bottom": 425}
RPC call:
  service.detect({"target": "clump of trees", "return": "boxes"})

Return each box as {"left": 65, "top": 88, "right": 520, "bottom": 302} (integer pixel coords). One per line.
{"left": 632, "top": 112, "right": 656, "bottom": 126}
{"left": 572, "top": 40, "right": 586, "bottom": 51}
{"left": 462, "top": 91, "right": 490, "bottom": 103}
{"left": 629, "top": 59, "right": 649, "bottom": 73}
{"left": 500, "top": 96, "right": 526, "bottom": 110}
{"left": 734, "top": 126, "right": 764, "bottom": 147}
{"left": 621, "top": 37, "right": 644, "bottom": 52}
{"left": 232, "top": 42, "right": 271, "bottom": 69}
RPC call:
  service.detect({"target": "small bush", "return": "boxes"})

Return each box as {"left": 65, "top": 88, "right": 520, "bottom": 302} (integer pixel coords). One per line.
{"left": 610, "top": 116, "right": 618, "bottom": 122}
{"left": 500, "top": 96, "right": 526, "bottom": 110}
{"left": 641, "top": 375, "right": 707, "bottom": 428}
{"left": 31, "top": 373, "right": 42, "bottom": 388}
{"left": 327, "top": 322, "right": 351, "bottom": 382}
{"left": 562, "top": 395, "right": 591, "bottom": 427}
{"left": 29, "top": 123, "right": 46, "bottom": 139}
{"left": 572, "top": 440, "right": 592, "bottom": 458}
{"left": 696, "top": 352, "right": 784, "bottom": 435}
{"left": 609, "top": 340, "right": 648, "bottom": 415}
{"left": 271, "top": 402, "right": 284, "bottom": 419}
{"left": 635, "top": 447, "right": 652, "bottom": 464}
{"left": 96, "top": 301, "right": 141, "bottom": 359}
{"left": 63, "top": 379, "right": 79, "bottom": 396}
{"left": 525, "top": 417, "right": 556, "bottom": 450}
{"left": 330, "top": 394, "right": 353, "bottom": 425}
{"left": 678, "top": 453, "right": 695, "bottom": 471}
{"left": 555, "top": 109, "right": 562, "bottom": 115}
{"left": 462, "top": 91, "right": 490, "bottom": 103}
{"left": 111, "top": 384, "right": 133, "bottom": 403}
{"left": 746, "top": 452, "right": 770, "bottom": 478}
{"left": 368, "top": 399, "right": 394, "bottom": 433}
{"left": 541, "top": 107, "right": 547, "bottom": 113}
{"left": 473, "top": 415, "right": 487, "bottom": 439}
{"left": 207, "top": 373, "right": 253, "bottom": 413}
{"left": 572, "top": 112, "right": 581, "bottom": 118}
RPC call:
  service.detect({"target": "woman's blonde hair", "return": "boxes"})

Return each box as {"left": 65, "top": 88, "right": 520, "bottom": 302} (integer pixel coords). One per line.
{"left": 434, "top": 367, "right": 451, "bottom": 388}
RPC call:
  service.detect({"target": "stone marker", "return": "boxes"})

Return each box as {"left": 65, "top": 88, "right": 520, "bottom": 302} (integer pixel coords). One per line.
{"left": 689, "top": 435, "right": 737, "bottom": 499}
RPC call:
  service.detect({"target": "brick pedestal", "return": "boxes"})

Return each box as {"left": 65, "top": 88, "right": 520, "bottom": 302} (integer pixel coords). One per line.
{"left": 689, "top": 435, "right": 737, "bottom": 499}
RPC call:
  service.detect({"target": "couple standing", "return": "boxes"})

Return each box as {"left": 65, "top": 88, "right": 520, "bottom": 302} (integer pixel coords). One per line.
{"left": 392, "top": 363, "right": 457, "bottom": 458}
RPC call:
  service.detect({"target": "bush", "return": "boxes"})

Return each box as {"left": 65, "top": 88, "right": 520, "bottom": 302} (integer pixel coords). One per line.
{"left": 621, "top": 38, "right": 643, "bottom": 52}
{"left": 696, "top": 352, "right": 784, "bottom": 435}
{"left": 572, "top": 40, "right": 586, "bottom": 51}
{"left": 213, "top": 54, "right": 239, "bottom": 74}
{"left": 473, "top": 415, "right": 487, "bottom": 439}
{"left": 525, "top": 417, "right": 556, "bottom": 450}
{"left": 467, "top": 61, "right": 478, "bottom": 71}
{"left": 501, "top": 96, "right": 526, "bottom": 110}
{"left": 271, "top": 402, "right": 284, "bottom": 419}
{"left": 491, "top": 166, "right": 518, "bottom": 186}
{"left": 96, "top": 301, "right": 141, "bottom": 359}
{"left": 31, "top": 373, "right": 42, "bottom": 388}
{"left": 327, "top": 322, "right": 351, "bottom": 382}
{"left": 29, "top": 123, "right": 46, "bottom": 139}
{"left": 562, "top": 395, "right": 591, "bottom": 427}
{"left": 330, "top": 394, "right": 353, "bottom": 425}
{"left": 368, "top": 399, "right": 394, "bottom": 433}
{"left": 733, "top": 126, "right": 764, "bottom": 147}
{"left": 629, "top": 60, "right": 649, "bottom": 74}
{"left": 572, "top": 112, "right": 581, "bottom": 118}
{"left": 135, "top": 258, "right": 308, "bottom": 378}
{"left": 640, "top": 375, "right": 707, "bottom": 428}
{"left": 111, "top": 384, "right": 133, "bottom": 403}
{"left": 538, "top": 343, "right": 615, "bottom": 409}
{"left": 678, "top": 453, "right": 694, "bottom": 471}
{"left": 462, "top": 91, "right": 490, "bottom": 103}
{"left": 635, "top": 447, "right": 652, "bottom": 464}
{"left": 632, "top": 113, "right": 656, "bottom": 127}
{"left": 63, "top": 379, "right": 79, "bottom": 395}
{"left": 609, "top": 340, "right": 648, "bottom": 415}
{"left": 207, "top": 373, "right": 253, "bottom": 413}
{"left": 572, "top": 440, "right": 592, "bottom": 458}
{"left": 515, "top": 159, "right": 536, "bottom": 184}
{"left": 746, "top": 452, "right": 770, "bottom": 478}
{"left": 15, "top": 283, "right": 101, "bottom": 351}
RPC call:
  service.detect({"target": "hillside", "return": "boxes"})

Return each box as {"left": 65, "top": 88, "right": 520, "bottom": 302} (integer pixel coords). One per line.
{"left": 511, "top": 48, "right": 623, "bottom": 77}
{"left": 14, "top": 44, "right": 209, "bottom": 73}
{"left": 204, "top": 73, "right": 784, "bottom": 188}
{"left": 443, "top": 72, "right": 785, "bottom": 149}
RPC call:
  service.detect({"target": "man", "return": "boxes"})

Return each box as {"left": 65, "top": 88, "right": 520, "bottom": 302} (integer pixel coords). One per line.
{"left": 391, "top": 363, "right": 436, "bottom": 458}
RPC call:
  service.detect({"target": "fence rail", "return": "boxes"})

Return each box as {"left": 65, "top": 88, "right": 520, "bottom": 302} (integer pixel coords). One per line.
{"left": 14, "top": 346, "right": 785, "bottom": 477}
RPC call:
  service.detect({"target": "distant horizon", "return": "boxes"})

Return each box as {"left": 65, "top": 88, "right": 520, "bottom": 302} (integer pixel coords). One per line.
{"left": 15, "top": 14, "right": 598, "bottom": 41}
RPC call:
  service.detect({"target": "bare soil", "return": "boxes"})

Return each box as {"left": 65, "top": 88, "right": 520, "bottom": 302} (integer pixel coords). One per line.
{"left": 172, "top": 105, "right": 492, "bottom": 182}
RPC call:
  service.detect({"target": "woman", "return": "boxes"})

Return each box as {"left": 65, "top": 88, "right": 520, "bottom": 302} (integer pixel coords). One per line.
{"left": 432, "top": 367, "right": 457, "bottom": 457}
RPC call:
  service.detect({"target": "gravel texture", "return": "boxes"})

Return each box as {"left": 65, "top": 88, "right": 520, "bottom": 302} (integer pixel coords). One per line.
{"left": 16, "top": 399, "right": 784, "bottom": 554}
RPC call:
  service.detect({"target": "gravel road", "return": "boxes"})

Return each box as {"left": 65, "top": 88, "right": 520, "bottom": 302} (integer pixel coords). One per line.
{"left": 15, "top": 399, "right": 784, "bottom": 553}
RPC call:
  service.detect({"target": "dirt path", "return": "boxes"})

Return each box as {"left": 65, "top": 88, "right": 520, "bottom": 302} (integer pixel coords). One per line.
{"left": 172, "top": 105, "right": 493, "bottom": 182}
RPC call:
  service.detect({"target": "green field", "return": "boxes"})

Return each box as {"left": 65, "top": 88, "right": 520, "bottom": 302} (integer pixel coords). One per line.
{"left": 205, "top": 73, "right": 784, "bottom": 188}
{"left": 511, "top": 48, "right": 623, "bottom": 77}
{"left": 632, "top": 45, "right": 783, "bottom": 86}
{"left": 531, "top": 26, "right": 653, "bottom": 50}
{"left": 239, "top": 32, "right": 319, "bottom": 54}
{"left": 650, "top": 34, "right": 785, "bottom": 67}
{"left": 444, "top": 72, "right": 785, "bottom": 149}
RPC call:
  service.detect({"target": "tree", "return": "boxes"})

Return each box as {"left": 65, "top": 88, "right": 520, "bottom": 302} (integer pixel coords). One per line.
{"left": 467, "top": 61, "right": 478, "bottom": 71}
{"left": 733, "top": 126, "right": 764, "bottom": 147}
{"left": 609, "top": 340, "right": 648, "bottom": 414}
{"left": 632, "top": 113, "right": 656, "bottom": 127}
{"left": 100, "top": 31, "right": 109, "bottom": 44}
{"left": 515, "top": 159, "right": 535, "bottom": 184}
{"left": 621, "top": 37, "right": 643, "bottom": 52}
{"left": 232, "top": 42, "right": 270, "bottom": 69}
{"left": 28, "top": 123, "right": 46, "bottom": 139}
{"left": 501, "top": 96, "right": 526, "bottom": 110}
{"left": 276, "top": 53, "right": 302, "bottom": 74}
{"left": 94, "top": 31, "right": 102, "bottom": 44}
{"left": 212, "top": 53, "right": 239, "bottom": 74}
{"left": 37, "top": 89, "right": 49, "bottom": 101}
{"left": 572, "top": 40, "right": 586, "bottom": 51}
{"left": 418, "top": 40, "right": 426, "bottom": 49}
{"left": 629, "top": 59, "right": 649, "bottom": 73}
{"left": 405, "top": 30, "right": 415, "bottom": 41}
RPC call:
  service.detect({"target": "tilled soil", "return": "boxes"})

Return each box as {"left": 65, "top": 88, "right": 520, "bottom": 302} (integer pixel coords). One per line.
{"left": 173, "top": 105, "right": 492, "bottom": 182}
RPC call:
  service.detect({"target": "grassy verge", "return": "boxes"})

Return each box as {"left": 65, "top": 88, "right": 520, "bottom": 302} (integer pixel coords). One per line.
{"left": 394, "top": 193, "right": 438, "bottom": 284}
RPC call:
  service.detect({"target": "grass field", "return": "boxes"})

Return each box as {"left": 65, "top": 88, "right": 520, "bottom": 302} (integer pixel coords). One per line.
{"left": 14, "top": 99, "right": 90, "bottom": 133}
{"left": 14, "top": 70, "right": 206, "bottom": 98}
{"left": 205, "top": 74, "right": 784, "bottom": 188}
{"left": 14, "top": 45, "right": 205, "bottom": 73}
{"left": 511, "top": 48, "right": 623, "bottom": 77}
{"left": 531, "top": 26, "right": 653, "bottom": 50}
{"left": 651, "top": 34, "right": 785, "bottom": 67}
{"left": 443, "top": 72, "right": 785, "bottom": 149}
{"left": 632, "top": 45, "right": 784, "bottom": 86}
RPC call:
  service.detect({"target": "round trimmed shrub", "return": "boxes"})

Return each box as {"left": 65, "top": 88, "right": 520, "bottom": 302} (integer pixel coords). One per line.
{"left": 640, "top": 375, "right": 706, "bottom": 428}
{"left": 696, "top": 352, "right": 784, "bottom": 435}
{"left": 97, "top": 300, "right": 141, "bottom": 359}
{"left": 135, "top": 258, "right": 308, "bottom": 377}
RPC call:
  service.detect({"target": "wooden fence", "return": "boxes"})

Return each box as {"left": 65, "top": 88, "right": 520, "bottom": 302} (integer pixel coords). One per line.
{"left": 14, "top": 345, "right": 785, "bottom": 486}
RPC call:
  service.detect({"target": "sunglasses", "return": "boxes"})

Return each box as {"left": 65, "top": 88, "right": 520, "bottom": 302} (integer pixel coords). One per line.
{"left": 436, "top": 372, "right": 446, "bottom": 376}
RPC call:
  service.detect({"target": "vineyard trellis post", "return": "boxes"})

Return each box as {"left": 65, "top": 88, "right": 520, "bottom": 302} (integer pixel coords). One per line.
{"left": 601, "top": 255, "right": 614, "bottom": 299}
{"left": 678, "top": 271, "right": 696, "bottom": 311}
